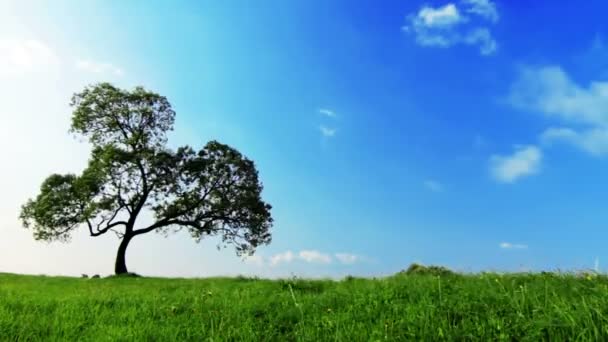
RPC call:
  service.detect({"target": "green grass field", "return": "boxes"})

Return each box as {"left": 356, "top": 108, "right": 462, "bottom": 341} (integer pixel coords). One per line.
{"left": 2, "top": 270, "right": 608, "bottom": 341}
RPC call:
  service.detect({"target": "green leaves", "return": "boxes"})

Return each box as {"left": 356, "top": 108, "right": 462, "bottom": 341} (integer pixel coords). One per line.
{"left": 147, "top": 140, "right": 273, "bottom": 255}
{"left": 70, "top": 83, "right": 175, "bottom": 150}
{"left": 20, "top": 173, "right": 99, "bottom": 242}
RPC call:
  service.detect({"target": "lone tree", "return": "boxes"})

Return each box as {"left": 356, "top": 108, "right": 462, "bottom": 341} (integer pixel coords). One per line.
{"left": 20, "top": 83, "right": 273, "bottom": 275}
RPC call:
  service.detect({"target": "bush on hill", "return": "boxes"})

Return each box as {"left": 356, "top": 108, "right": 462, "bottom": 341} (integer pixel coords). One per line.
{"left": 399, "top": 263, "right": 455, "bottom": 276}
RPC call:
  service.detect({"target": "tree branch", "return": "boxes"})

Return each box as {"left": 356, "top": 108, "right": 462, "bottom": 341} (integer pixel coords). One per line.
{"left": 132, "top": 218, "right": 215, "bottom": 237}
{"left": 125, "top": 158, "right": 152, "bottom": 233}
{"left": 86, "top": 217, "right": 127, "bottom": 237}
{"left": 86, "top": 218, "right": 102, "bottom": 237}
{"left": 110, "top": 228, "right": 125, "bottom": 239}
{"left": 115, "top": 178, "right": 132, "bottom": 215}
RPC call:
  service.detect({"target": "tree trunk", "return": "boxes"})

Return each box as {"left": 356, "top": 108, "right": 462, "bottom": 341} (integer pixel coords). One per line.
{"left": 114, "top": 234, "right": 134, "bottom": 275}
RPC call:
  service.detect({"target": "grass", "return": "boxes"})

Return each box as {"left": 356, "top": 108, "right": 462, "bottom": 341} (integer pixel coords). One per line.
{"left": 2, "top": 270, "right": 608, "bottom": 341}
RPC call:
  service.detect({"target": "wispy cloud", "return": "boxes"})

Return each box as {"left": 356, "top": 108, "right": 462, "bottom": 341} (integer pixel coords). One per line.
{"left": 0, "top": 39, "right": 58, "bottom": 76}
{"left": 319, "top": 108, "right": 336, "bottom": 118}
{"left": 249, "top": 250, "right": 364, "bottom": 267}
{"left": 509, "top": 65, "right": 608, "bottom": 127}
{"left": 75, "top": 59, "right": 124, "bottom": 76}
{"left": 541, "top": 127, "right": 608, "bottom": 156}
{"left": 462, "top": 28, "right": 497, "bottom": 55}
{"left": 320, "top": 125, "right": 336, "bottom": 137}
{"left": 424, "top": 179, "right": 444, "bottom": 192}
{"left": 318, "top": 108, "right": 338, "bottom": 138}
{"left": 462, "top": 0, "right": 499, "bottom": 23}
{"left": 402, "top": 0, "right": 499, "bottom": 56}
{"left": 509, "top": 65, "right": 608, "bottom": 156}
{"left": 334, "top": 253, "right": 360, "bottom": 265}
{"left": 269, "top": 251, "right": 295, "bottom": 266}
{"left": 499, "top": 242, "right": 528, "bottom": 249}
{"left": 490, "top": 145, "right": 542, "bottom": 183}
{"left": 299, "top": 250, "right": 332, "bottom": 264}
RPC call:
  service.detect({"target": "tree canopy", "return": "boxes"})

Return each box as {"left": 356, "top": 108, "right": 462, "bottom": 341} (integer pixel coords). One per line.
{"left": 20, "top": 83, "right": 273, "bottom": 274}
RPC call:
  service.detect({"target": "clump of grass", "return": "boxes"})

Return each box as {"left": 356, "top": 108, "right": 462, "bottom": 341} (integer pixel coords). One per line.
{"left": 343, "top": 275, "right": 363, "bottom": 282}
{"left": 234, "top": 275, "right": 260, "bottom": 282}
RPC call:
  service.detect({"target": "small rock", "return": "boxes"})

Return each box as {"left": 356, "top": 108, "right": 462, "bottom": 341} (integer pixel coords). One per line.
{"left": 91, "top": 274, "right": 100, "bottom": 279}
{"left": 81, "top": 274, "right": 88, "bottom": 278}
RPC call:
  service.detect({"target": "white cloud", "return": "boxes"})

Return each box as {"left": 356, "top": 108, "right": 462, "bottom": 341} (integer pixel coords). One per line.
{"left": 319, "top": 108, "right": 336, "bottom": 118}
{"left": 76, "top": 59, "right": 124, "bottom": 76}
{"left": 334, "top": 253, "right": 360, "bottom": 265}
{"left": 509, "top": 66, "right": 608, "bottom": 127}
{"left": 403, "top": 4, "right": 462, "bottom": 48}
{"left": 320, "top": 125, "right": 336, "bottom": 137}
{"left": 299, "top": 250, "right": 332, "bottom": 264}
{"left": 418, "top": 4, "right": 464, "bottom": 28}
{"left": 402, "top": 1, "right": 498, "bottom": 56}
{"left": 509, "top": 65, "right": 608, "bottom": 156}
{"left": 463, "top": 0, "right": 499, "bottom": 22}
{"left": 540, "top": 127, "right": 579, "bottom": 142}
{"left": 248, "top": 250, "right": 364, "bottom": 267}
{"left": 269, "top": 250, "right": 295, "bottom": 266}
{"left": 424, "top": 179, "right": 444, "bottom": 192}
{"left": 0, "top": 39, "right": 58, "bottom": 76}
{"left": 499, "top": 242, "right": 528, "bottom": 249}
{"left": 463, "top": 28, "right": 497, "bottom": 55}
{"left": 490, "top": 145, "right": 542, "bottom": 183}
{"left": 541, "top": 127, "right": 608, "bottom": 156}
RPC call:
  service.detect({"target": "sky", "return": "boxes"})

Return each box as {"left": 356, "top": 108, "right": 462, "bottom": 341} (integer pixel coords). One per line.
{"left": 1, "top": 0, "right": 608, "bottom": 278}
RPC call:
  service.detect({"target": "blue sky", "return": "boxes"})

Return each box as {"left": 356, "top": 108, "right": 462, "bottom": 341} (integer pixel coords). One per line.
{"left": 2, "top": 0, "right": 608, "bottom": 277}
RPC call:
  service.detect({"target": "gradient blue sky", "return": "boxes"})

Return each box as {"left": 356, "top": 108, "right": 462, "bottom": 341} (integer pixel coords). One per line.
{"left": 2, "top": 0, "right": 608, "bottom": 278}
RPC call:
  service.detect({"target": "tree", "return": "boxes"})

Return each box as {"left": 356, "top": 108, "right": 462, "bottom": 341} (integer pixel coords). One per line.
{"left": 20, "top": 83, "right": 273, "bottom": 275}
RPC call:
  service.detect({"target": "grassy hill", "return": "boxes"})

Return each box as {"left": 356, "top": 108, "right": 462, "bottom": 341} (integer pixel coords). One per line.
{"left": 1, "top": 270, "right": 608, "bottom": 340}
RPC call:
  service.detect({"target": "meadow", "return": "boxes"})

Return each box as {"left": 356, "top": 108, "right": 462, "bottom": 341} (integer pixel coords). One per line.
{"left": 2, "top": 268, "right": 608, "bottom": 341}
